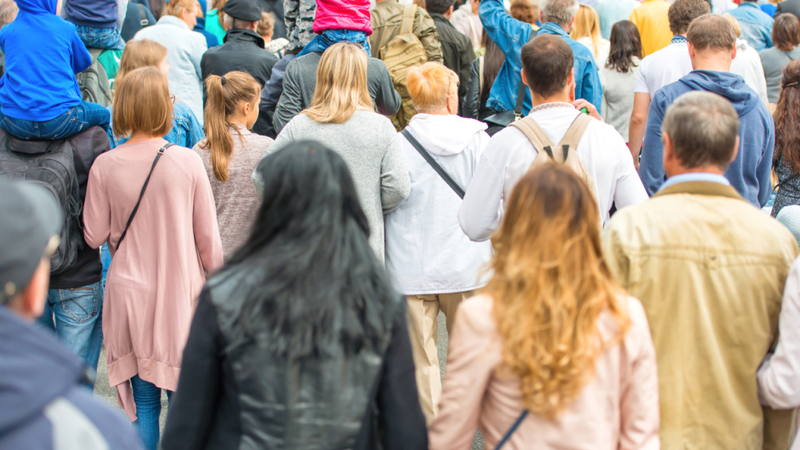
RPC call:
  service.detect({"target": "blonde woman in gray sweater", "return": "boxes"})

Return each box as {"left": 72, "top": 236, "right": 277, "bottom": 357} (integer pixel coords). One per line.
{"left": 194, "top": 71, "right": 274, "bottom": 260}
{"left": 255, "top": 42, "right": 410, "bottom": 261}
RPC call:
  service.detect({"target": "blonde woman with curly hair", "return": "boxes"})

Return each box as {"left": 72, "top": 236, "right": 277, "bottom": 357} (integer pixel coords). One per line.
{"left": 429, "top": 164, "right": 659, "bottom": 449}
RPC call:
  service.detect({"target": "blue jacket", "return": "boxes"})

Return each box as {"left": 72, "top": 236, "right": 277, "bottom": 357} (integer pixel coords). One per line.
{"left": 479, "top": 0, "right": 602, "bottom": 114}
{"left": 639, "top": 70, "right": 774, "bottom": 207}
{"left": 728, "top": 2, "right": 773, "bottom": 51}
{"left": 0, "top": 307, "right": 142, "bottom": 450}
{"left": 0, "top": 0, "right": 90, "bottom": 122}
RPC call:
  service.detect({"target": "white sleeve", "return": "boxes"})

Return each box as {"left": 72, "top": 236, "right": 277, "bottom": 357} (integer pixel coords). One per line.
{"left": 758, "top": 257, "right": 800, "bottom": 409}
{"left": 634, "top": 58, "right": 649, "bottom": 94}
{"left": 458, "top": 147, "right": 505, "bottom": 243}
{"left": 612, "top": 131, "right": 649, "bottom": 209}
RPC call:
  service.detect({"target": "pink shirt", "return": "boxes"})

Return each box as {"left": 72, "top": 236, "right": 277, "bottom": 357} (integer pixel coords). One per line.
{"left": 429, "top": 294, "right": 660, "bottom": 450}
{"left": 312, "top": 0, "right": 372, "bottom": 34}
{"left": 83, "top": 139, "right": 223, "bottom": 420}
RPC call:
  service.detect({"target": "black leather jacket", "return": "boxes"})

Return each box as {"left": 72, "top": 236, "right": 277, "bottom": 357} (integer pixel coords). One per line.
{"left": 463, "top": 57, "right": 497, "bottom": 121}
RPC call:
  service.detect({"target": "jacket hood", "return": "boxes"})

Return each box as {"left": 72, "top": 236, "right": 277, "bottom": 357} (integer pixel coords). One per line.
{"left": 679, "top": 70, "right": 759, "bottom": 117}
{"left": 736, "top": 38, "right": 750, "bottom": 52}
{"left": 406, "top": 114, "right": 487, "bottom": 156}
{"left": 15, "top": 0, "right": 56, "bottom": 15}
{"left": 0, "top": 307, "right": 85, "bottom": 434}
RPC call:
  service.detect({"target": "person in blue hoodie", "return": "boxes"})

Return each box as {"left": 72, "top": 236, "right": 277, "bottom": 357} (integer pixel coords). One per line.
{"left": 639, "top": 14, "right": 774, "bottom": 207}
{"left": 0, "top": 0, "right": 111, "bottom": 141}
{"left": 0, "top": 179, "right": 143, "bottom": 450}
{"left": 479, "top": 0, "right": 602, "bottom": 116}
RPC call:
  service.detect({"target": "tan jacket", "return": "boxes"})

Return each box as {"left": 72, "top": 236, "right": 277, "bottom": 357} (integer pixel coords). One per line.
{"left": 369, "top": 0, "right": 443, "bottom": 63}
{"left": 602, "top": 181, "right": 800, "bottom": 450}
{"left": 429, "top": 294, "right": 660, "bottom": 450}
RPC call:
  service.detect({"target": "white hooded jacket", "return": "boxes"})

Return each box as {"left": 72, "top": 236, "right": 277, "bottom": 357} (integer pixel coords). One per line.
{"left": 384, "top": 114, "right": 493, "bottom": 295}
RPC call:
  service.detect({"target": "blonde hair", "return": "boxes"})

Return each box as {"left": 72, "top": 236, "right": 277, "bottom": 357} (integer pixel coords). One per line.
{"left": 407, "top": 62, "right": 458, "bottom": 114}
{"left": 164, "top": 0, "right": 202, "bottom": 19}
{"left": 304, "top": 42, "right": 373, "bottom": 124}
{"left": 257, "top": 11, "right": 274, "bottom": 37}
{"left": 116, "top": 40, "right": 168, "bottom": 85}
{"left": 484, "top": 163, "right": 630, "bottom": 420}
{"left": 201, "top": 71, "right": 261, "bottom": 182}
{"left": 113, "top": 67, "right": 173, "bottom": 138}
{"left": 570, "top": 4, "right": 602, "bottom": 57}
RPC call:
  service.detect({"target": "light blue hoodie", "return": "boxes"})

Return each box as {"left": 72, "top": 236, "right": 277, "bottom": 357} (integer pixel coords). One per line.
{"left": 639, "top": 70, "right": 774, "bottom": 207}
{"left": 0, "top": 0, "right": 91, "bottom": 121}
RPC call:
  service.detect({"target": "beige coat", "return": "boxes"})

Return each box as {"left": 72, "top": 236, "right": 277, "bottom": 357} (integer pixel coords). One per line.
{"left": 429, "top": 294, "right": 660, "bottom": 450}
{"left": 602, "top": 181, "right": 800, "bottom": 450}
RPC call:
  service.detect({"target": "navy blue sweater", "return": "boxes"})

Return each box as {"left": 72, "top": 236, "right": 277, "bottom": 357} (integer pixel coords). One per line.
{"left": 64, "top": 0, "right": 118, "bottom": 29}
{"left": 639, "top": 70, "right": 775, "bottom": 207}
{"left": 0, "top": 0, "right": 90, "bottom": 121}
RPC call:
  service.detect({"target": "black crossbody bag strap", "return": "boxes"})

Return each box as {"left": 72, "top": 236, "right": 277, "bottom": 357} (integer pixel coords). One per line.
{"left": 116, "top": 143, "right": 174, "bottom": 250}
{"left": 401, "top": 129, "right": 465, "bottom": 199}
{"left": 495, "top": 410, "right": 529, "bottom": 449}
{"left": 513, "top": 75, "right": 527, "bottom": 121}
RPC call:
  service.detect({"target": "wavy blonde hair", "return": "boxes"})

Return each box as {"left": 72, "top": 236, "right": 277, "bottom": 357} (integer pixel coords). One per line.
{"left": 570, "top": 4, "right": 602, "bottom": 57}
{"left": 303, "top": 42, "right": 373, "bottom": 124}
{"left": 484, "top": 163, "right": 630, "bottom": 420}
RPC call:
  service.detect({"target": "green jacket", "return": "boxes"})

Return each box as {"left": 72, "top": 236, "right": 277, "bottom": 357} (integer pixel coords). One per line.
{"left": 602, "top": 180, "right": 799, "bottom": 450}
{"left": 369, "top": 0, "right": 443, "bottom": 63}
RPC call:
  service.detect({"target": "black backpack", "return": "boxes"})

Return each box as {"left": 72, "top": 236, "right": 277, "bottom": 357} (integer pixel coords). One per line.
{"left": 0, "top": 129, "right": 86, "bottom": 274}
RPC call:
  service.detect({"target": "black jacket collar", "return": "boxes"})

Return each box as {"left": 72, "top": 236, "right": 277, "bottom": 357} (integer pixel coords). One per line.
{"left": 223, "top": 28, "right": 266, "bottom": 49}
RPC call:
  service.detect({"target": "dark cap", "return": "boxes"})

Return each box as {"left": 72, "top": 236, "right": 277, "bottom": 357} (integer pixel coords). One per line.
{"left": 0, "top": 179, "right": 62, "bottom": 304}
{"left": 223, "top": 0, "right": 262, "bottom": 22}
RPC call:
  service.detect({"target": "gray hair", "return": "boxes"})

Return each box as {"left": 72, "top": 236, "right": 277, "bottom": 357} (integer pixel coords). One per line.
{"left": 0, "top": 0, "right": 18, "bottom": 30}
{"left": 661, "top": 91, "right": 739, "bottom": 169}
{"left": 542, "top": 0, "right": 579, "bottom": 25}
{"left": 222, "top": 14, "right": 255, "bottom": 30}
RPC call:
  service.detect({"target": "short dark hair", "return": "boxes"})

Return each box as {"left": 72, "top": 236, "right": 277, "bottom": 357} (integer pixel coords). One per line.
{"left": 521, "top": 34, "right": 573, "bottom": 99}
{"left": 687, "top": 14, "right": 736, "bottom": 53}
{"left": 668, "top": 0, "right": 710, "bottom": 35}
{"left": 774, "top": 14, "right": 800, "bottom": 51}
{"left": 425, "top": 0, "right": 455, "bottom": 15}
{"left": 662, "top": 91, "right": 739, "bottom": 170}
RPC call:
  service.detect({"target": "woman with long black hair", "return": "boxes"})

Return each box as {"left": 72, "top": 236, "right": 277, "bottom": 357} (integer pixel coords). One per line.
{"left": 161, "top": 141, "right": 427, "bottom": 450}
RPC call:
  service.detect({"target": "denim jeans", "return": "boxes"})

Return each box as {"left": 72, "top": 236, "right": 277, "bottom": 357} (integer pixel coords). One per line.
{"left": 131, "top": 375, "right": 173, "bottom": 450}
{"left": 76, "top": 25, "right": 126, "bottom": 50}
{"left": 100, "top": 244, "right": 112, "bottom": 289}
{"left": 0, "top": 100, "right": 111, "bottom": 140}
{"left": 37, "top": 282, "right": 104, "bottom": 381}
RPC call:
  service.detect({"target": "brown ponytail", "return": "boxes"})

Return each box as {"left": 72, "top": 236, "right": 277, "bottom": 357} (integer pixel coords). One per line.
{"left": 201, "top": 71, "right": 261, "bottom": 182}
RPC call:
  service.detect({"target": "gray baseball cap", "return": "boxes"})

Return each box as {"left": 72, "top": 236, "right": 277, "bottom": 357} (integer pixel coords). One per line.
{"left": 0, "top": 179, "right": 62, "bottom": 304}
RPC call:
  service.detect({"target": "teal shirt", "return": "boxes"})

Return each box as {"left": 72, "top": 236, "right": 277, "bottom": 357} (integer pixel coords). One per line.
{"left": 206, "top": 9, "right": 226, "bottom": 44}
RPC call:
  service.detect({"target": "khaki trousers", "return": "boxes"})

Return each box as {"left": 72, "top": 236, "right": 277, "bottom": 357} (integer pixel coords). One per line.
{"left": 406, "top": 291, "right": 472, "bottom": 424}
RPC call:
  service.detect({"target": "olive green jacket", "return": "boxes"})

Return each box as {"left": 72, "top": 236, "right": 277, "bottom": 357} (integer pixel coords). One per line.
{"left": 369, "top": 0, "right": 443, "bottom": 63}
{"left": 602, "top": 181, "right": 799, "bottom": 450}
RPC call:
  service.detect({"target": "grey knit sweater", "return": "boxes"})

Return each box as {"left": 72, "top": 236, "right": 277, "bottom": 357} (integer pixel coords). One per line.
{"left": 254, "top": 111, "right": 410, "bottom": 261}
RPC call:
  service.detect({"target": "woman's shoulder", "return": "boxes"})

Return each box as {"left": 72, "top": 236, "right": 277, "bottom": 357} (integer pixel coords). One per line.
{"left": 351, "top": 111, "right": 397, "bottom": 135}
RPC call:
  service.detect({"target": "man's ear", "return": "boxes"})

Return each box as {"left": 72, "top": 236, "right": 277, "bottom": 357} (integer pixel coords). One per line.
{"left": 730, "top": 135, "right": 740, "bottom": 164}
{"left": 521, "top": 67, "right": 530, "bottom": 87}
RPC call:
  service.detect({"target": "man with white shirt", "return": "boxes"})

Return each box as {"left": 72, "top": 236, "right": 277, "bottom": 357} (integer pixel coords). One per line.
{"left": 628, "top": 0, "right": 710, "bottom": 166}
{"left": 458, "top": 34, "right": 647, "bottom": 242}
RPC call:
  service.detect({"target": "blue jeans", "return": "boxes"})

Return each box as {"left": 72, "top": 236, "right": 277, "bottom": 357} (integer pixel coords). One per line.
{"left": 131, "top": 375, "right": 173, "bottom": 450}
{"left": 0, "top": 100, "right": 111, "bottom": 140}
{"left": 76, "top": 25, "right": 126, "bottom": 50}
{"left": 101, "top": 244, "right": 112, "bottom": 289}
{"left": 37, "top": 282, "right": 104, "bottom": 383}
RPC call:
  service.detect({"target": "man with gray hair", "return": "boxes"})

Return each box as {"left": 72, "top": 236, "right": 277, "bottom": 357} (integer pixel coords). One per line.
{"left": 478, "top": 0, "right": 602, "bottom": 116}
{"left": 639, "top": 13, "right": 774, "bottom": 207}
{"left": 603, "top": 90, "right": 799, "bottom": 450}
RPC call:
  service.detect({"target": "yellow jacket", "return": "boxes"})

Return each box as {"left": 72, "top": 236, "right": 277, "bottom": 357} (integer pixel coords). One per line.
{"left": 630, "top": 0, "right": 673, "bottom": 56}
{"left": 602, "top": 181, "right": 799, "bottom": 450}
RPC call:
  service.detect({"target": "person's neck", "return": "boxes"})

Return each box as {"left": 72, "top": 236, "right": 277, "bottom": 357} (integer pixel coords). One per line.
{"left": 667, "top": 166, "right": 726, "bottom": 178}
{"left": 531, "top": 93, "right": 572, "bottom": 108}
{"left": 227, "top": 116, "right": 248, "bottom": 128}
{"left": 126, "top": 130, "right": 163, "bottom": 145}
{"left": 691, "top": 56, "right": 732, "bottom": 73}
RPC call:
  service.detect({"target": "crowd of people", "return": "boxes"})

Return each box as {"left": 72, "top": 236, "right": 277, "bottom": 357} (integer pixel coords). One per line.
{"left": 4, "top": 0, "right": 800, "bottom": 449}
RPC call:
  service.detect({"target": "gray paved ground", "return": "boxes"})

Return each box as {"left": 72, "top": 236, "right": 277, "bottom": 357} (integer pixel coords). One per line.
{"left": 94, "top": 312, "right": 482, "bottom": 449}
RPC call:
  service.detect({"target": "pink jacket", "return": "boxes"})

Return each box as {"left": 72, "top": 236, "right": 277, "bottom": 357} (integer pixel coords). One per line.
{"left": 429, "top": 294, "right": 661, "bottom": 450}
{"left": 312, "top": 0, "right": 372, "bottom": 35}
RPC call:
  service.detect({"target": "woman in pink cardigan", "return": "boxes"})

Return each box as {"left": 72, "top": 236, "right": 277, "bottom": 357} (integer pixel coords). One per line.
{"left": 83, "top": 67, "right": 223, "bottom": 450}
{"left": 430, "top": 164, "right": 660, "bottom": 450}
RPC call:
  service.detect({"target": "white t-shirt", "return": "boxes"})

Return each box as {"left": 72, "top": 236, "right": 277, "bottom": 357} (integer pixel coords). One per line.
{"left": 458, "top": 103, "right": 649, "bottom": 242}
{"left": 731, "top": 38, "right": 769, "bottom": 104}
{"left": 634, "top": 41, "right": 694, "bottom": 95}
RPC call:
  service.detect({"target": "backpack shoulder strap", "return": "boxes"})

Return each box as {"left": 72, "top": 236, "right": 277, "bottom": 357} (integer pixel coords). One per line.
{"left": 88, "top": 47, "right": 103, "bottom": 62}
{"left": 401, "top": 4, "right": 417, "bottom": 35}
{"left": 556, "top": 113, "right": 593, "bottom": 160}
{"left": 510, "top": 116, "right": 557, "bottom": 160}
{"left": 137, "top": 3, "right": 150, "bottom": 26}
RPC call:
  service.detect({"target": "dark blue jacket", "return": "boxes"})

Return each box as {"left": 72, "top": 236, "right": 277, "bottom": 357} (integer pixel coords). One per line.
{"left": 479, "top": 0, "right": 602, "bottom": 114}
{"left": 639, "top": 70, "right": 774, "bottom": 207}
{"left": 0, "top": 306, "right": 143, "bottom": 450}
{"left": 0, "top": 0, "right": 90, "bottom": 121}
{"left": 64, "top": 0, "right": 117, "bottom": 28}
